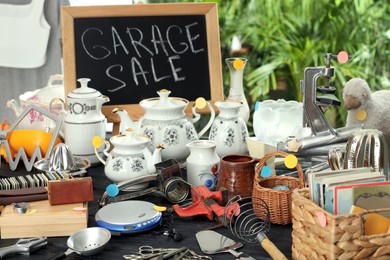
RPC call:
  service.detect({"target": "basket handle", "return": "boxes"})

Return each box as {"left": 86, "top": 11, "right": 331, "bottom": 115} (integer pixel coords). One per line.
{"left": 255, "top": 150, "right": 305, "bottom": 188}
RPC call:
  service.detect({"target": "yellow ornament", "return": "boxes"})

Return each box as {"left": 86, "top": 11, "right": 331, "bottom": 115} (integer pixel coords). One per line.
{"left": 356, "top": 110, "right": 367, "bottom": 121}
{"left": 153, "top": 205, "right": 167, "bottom": 212}
{"left": 284, "top": 154, "right": 298, "bottom": 169}
{"left": 92, "top": 136, "right": 102, "bottom": 148}
{"left": 233, "top": 59, "right": 245, "bottom": 70}
{"left": 195, "top": 97, "right": 207, "bottom": 109}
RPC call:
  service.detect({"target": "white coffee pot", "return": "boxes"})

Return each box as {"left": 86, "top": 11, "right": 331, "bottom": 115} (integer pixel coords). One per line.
{"left": 53, "top": 78, "right": 109, "bottom": 165}
{"left": 113, "top": 89, "right": 215, "bottom": 163}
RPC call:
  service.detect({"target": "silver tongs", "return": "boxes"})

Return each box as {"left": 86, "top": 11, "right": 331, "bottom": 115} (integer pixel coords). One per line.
{"left": 0, "top": 237, "right": 47, "bottom": 259}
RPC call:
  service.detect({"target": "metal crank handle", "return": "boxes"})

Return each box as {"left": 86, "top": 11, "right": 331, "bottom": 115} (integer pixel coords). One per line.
{"left": 257, "top": 233, "right": 287, "bottom": 260}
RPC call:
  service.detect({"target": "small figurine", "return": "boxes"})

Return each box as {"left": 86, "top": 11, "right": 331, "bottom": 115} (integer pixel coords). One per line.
{"left": 342, "top": 78, "right": 390, "bottom": 141}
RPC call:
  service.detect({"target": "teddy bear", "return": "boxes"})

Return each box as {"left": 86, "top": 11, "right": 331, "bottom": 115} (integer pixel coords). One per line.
{"left": 342, "top": 77, "right": 390, "bottom": 141}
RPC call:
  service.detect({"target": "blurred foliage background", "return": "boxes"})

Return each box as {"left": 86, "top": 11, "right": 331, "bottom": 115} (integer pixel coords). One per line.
{"left": 149, "top": 0, "right": 390, "bottom": 130}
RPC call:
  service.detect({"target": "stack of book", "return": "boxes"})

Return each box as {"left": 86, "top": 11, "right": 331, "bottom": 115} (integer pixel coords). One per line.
{"left": 308, "top": 167, "right": 390, "bottom": 235}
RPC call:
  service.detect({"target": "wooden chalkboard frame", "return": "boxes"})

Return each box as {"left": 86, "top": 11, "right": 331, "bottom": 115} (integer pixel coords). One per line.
{"left": 61, "top": 3, "right": 223, "bottom": 123}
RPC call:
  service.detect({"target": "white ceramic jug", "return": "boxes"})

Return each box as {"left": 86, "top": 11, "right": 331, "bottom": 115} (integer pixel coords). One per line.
{"left": 209, "top": 100, "right": 249, "bottom": 157}
{"left": 186, "top": 140, "right": 219, "bottom": 190}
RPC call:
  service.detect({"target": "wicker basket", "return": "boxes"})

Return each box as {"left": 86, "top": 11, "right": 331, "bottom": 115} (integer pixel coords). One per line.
{"left": 292, "top": 188, "right": 390, "bottom": 260}
{"left": 253, "top": 150, "right": 305, "bottom": 225}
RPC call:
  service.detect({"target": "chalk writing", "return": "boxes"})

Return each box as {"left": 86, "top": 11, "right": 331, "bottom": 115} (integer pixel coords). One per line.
{"left": 79, "top": 22, "right": 204, "bottom": 91}
{"left": 73, "top": 15, "right": 212, "bottom": 105}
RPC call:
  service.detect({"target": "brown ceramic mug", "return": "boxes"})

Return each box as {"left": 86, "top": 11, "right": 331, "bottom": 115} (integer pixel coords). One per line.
{"left": 217, "top": 154, "right": 258, "bottom": 197}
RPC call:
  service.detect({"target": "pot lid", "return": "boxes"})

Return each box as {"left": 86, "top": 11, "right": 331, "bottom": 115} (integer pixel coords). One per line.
{"left": 141, "top": 89, "right": 188, "bottom": 109}
{"left": 110, "top": 133, "right": 150, "bottom": 146}
{"left": 68, "top": 78, "right": 102, "bottom": 99}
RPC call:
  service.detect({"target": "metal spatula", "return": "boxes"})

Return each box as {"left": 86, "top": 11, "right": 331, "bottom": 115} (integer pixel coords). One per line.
{"left": 196, "top": 230, "right": 256, "bottom": 260}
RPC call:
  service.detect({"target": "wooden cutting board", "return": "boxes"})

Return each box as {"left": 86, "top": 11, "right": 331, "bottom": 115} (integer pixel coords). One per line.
{"left": 0, "top": 200, "right": 87, "bottom": 238}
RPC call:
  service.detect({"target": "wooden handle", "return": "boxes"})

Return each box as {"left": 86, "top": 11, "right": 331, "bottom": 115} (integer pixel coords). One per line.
{"left": 259, "top": 236, "right": 287, "bottom": 260}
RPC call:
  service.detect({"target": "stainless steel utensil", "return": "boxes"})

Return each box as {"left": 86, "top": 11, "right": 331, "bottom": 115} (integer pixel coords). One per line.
{"left": 34, "top": 143, "right": 90, "bottom": 177}
{"left": 0, "top": 237, "right": 47, "bottom": 259}
{"left": 49, "top": 227, "right": 111, "bottom": 260}
{"left": 196, "top": 230, "right": 255, "bottom": 259}
{"left": 223, "top": 195, "right": 287, "bottom": 260}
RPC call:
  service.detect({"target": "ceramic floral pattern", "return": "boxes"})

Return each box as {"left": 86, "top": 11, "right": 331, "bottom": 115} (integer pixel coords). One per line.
{"left": 112, "top": 158, "right": 123, "bottom": 172}
{"left": 209, "top": 125, "right": 218, "bottom": 140}
{"left": 142, "top": 119, "right": 185, "bottom": 130}
{"left": 185, "top": 123, "right": 197, "bottom": 141}
{"left": 143, "top": 128, "right": 155, "bottom": 143}
{"left": 163, "top": 128, "right": 179, "bottom": 146}
{"left": 241, "top": 124, "right": 248, "bottom": 144}
{"left": 224, "top": 127, "right": 235, "bottom": 147}
{"left": 131, "top": 158, "right": 144, "bottom": 172}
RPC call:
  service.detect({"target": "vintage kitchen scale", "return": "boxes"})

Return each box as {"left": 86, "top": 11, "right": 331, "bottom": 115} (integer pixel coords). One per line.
{"left": 95, "top": 201, "right": 163, "bottom": 234}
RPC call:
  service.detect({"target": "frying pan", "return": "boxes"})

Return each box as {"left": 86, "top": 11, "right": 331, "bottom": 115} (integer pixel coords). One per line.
{"left": 49, "top": 227, "right": 111, "bottom": 260}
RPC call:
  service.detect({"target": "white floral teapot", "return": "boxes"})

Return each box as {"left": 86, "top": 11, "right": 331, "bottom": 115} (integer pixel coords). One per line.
{"left": 93, "top": 131, "right": 164, "bottom": 190}
{"left": 113, "top": 89, "right": 215, "bottom": 163}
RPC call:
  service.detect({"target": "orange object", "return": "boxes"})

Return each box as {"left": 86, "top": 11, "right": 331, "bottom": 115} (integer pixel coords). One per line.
{"left": 0, "top": 120, "right": 10, "bottom": 130}
{"left": 351, "top": 205, "right": 390, "bottom": 235}
{"left": 1, "top": 130, "right": 62, "bottom": 160}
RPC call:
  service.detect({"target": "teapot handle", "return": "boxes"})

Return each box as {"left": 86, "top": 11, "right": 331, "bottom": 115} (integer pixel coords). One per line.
{"left": 191, "top": 100, "right": 215, "bottom": 138}
{"left": 92, "top": 136, "right": 110, "bottom": 165}
{"left": 47, "top": 74, "right": 64, "bottom": 88}
{"left": 49, "top": 98, "right": 65, "bottom": 115}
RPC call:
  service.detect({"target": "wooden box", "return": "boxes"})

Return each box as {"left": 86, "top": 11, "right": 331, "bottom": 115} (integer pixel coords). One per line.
{"left": 0, "top": 200, "right": 87, "bottom": 238}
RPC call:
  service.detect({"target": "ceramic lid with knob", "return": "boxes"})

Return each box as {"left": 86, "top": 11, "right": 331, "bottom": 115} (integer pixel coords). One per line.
{"left": 140, "top": 89, "right": 188, "bottom": 109}
{"left": 67, "top": 78, "right": 103, "bottom": 99}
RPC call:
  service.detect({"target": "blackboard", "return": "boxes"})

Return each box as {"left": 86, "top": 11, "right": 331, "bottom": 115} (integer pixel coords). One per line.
{"left": 61, "top": 3, "right": 223, "bottom": 122}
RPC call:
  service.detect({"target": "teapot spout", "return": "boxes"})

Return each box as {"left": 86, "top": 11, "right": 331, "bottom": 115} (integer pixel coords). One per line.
{"left": 6, "top": 99, "right": 22, "bottom": 116}
{"left": 112, "top": 108, "right": 137, "bottom": 134}
{"left": 149, "top": 144, "right": 164, "bottom": 173}
{"left": 97, "top": 95, "right": 110, "bottom": 110}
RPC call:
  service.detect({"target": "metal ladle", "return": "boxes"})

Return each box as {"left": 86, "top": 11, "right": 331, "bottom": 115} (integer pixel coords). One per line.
{"left": 49, "top": 227, "right": 111, "bottom": 260}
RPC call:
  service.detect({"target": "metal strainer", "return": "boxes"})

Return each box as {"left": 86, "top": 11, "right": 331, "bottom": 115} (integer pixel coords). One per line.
{"left": 49, "top": 227, "right": 111, "bottom": 259}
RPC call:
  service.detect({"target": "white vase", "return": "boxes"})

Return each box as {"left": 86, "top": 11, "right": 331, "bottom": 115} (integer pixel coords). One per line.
{"left": 186, "top": 140, "right": 220, "bottom": 190}
{"left": 226, "top": 57, "right": 250, "bottom": 123}
{"left": 208, "top": 101, "right": 249, "bottom": 157}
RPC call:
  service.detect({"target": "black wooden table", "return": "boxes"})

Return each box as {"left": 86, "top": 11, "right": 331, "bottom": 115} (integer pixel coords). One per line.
{"left": 0, "top": 164, "right": 292, "bottom": 260}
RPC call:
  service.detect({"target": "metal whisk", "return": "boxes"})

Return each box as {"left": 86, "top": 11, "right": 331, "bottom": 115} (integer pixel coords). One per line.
{"left": 223, "top": 195, "right": 287, "bottom": 260}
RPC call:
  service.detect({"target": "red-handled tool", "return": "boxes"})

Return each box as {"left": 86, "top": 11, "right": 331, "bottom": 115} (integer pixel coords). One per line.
{"left": 172, "top": 186, "right": 240, "bottom": 224}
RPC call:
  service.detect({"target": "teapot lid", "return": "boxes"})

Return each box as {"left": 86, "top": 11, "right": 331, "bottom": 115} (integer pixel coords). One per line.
{"left": 68, "top": 78, "right": 102, "bottom": 99}
{"left": 141, "top": 89, "right": 188, "bottom": 109}
{"left": 110, "top": 132, "right": 150, "bottom": 146}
